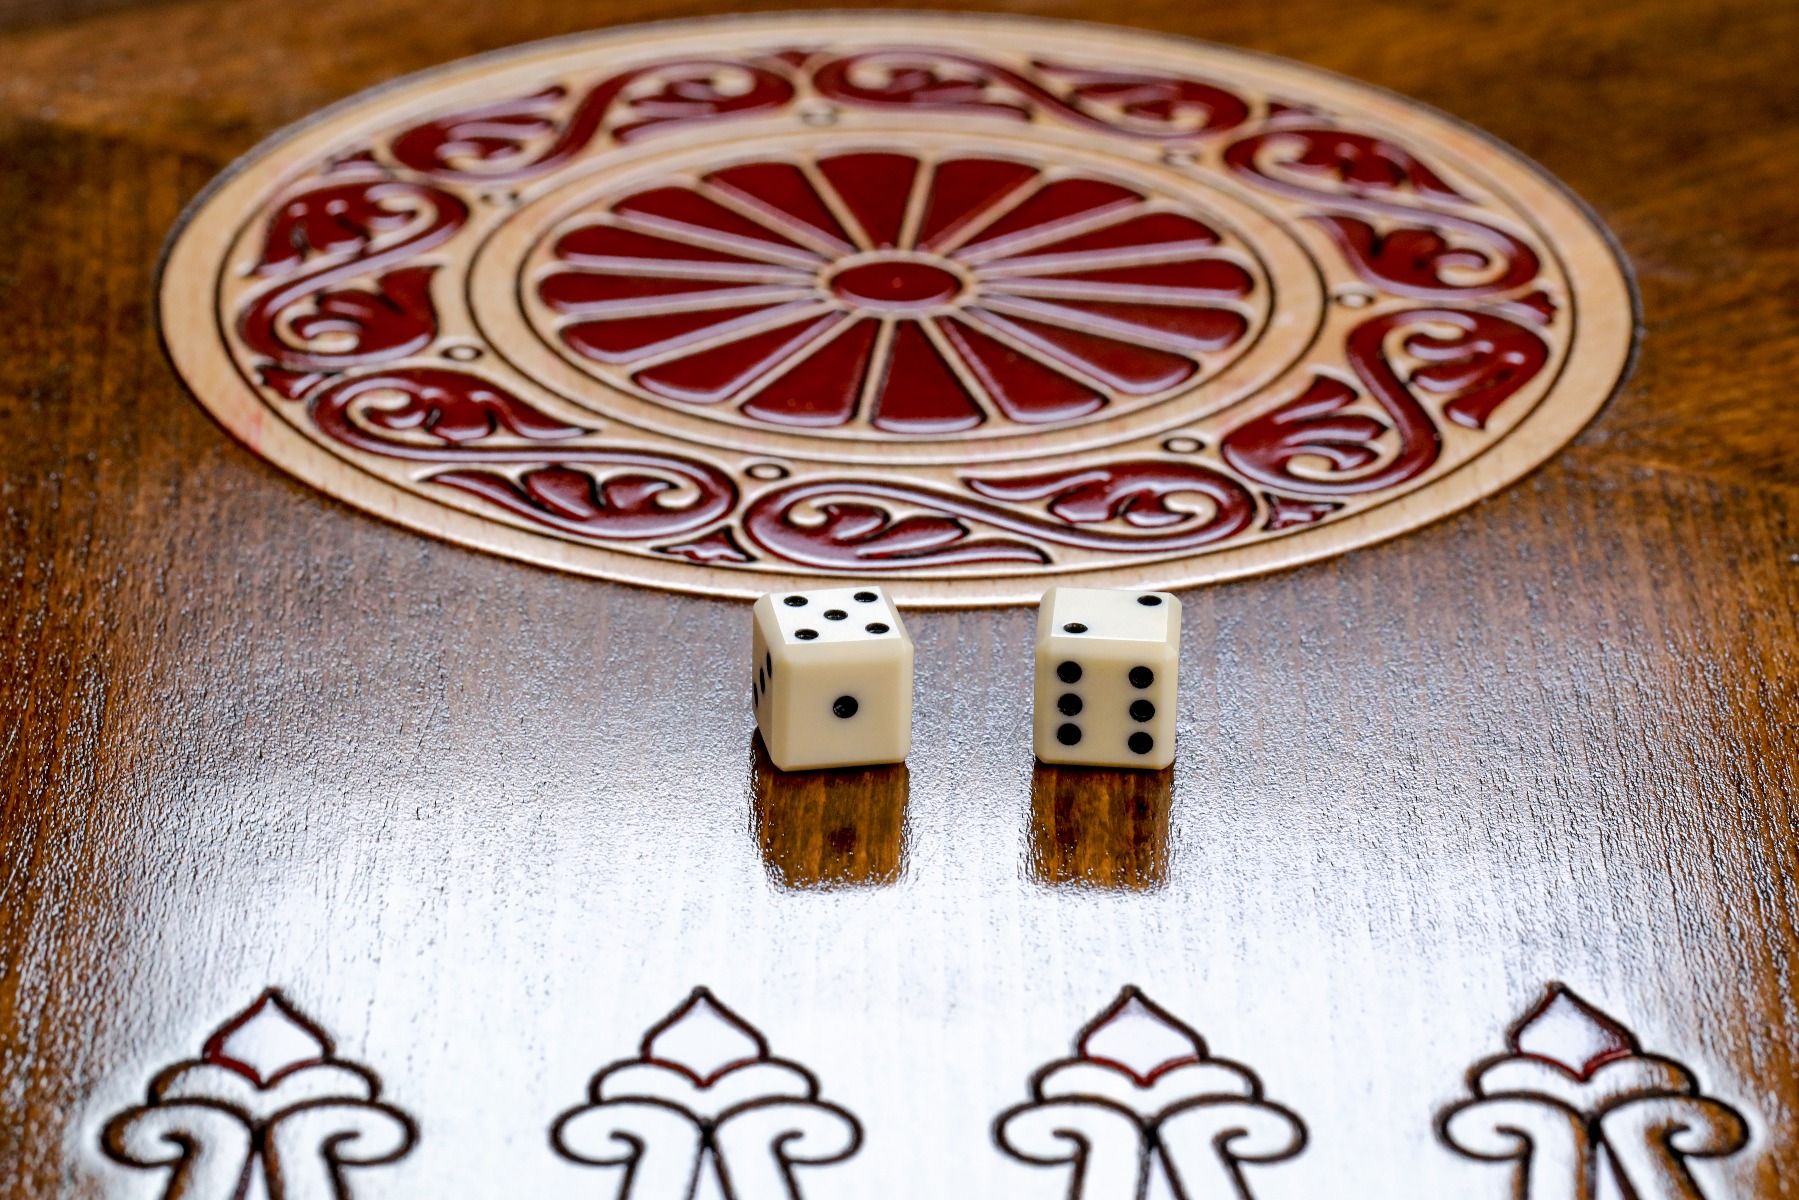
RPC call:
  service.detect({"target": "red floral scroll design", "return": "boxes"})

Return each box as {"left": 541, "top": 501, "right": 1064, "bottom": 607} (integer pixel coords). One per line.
{"left": 995, "top": 987, "right": 1305, "bottom": 1200}
{"left": 305, "top": 368, "right": 738, "bottom": 540}
{"left": 1224, "top": 128, "right": 1541, "bottom": 300}
{"left": 551, "top": 988, "right": 861, "bottom": 1200}
{"left": 390, "top": 58, "right": 796, "bottom": 183}
{"left": 741, "top": 462, "right": 1255, "bottom": 569}
{"left": 1440, "top": 984, "right": 1752, "bottom": 1200}
{"left": 239, "top": 175, "right": 468, "bottom": 371}
{"left": 811, "top": 51, "right": 1251, "bottom": 141}
{"left": 100, "top": 990, "right": 415, "bottom": 1200}
{"left": 1221, "top": 307, "right": 1549, "bottom": 496}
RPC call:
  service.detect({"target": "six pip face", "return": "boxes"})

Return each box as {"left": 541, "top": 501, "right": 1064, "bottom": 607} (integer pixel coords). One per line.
{"left": 751, "top": 584, "right": 1180, "bottom": 773}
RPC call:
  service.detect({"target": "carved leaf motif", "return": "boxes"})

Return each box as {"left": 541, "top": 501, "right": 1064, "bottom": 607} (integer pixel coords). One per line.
{"left": 552, "top": 989, "right": 862, "bottom": 1200}
{"left": 996, "top": 988, "right": 1305, "bottom": 1200}
{"left": 100, "top": 991, "right": 414, "bottom": 1200}
{"left": 1442, "top": 985, "right": 1754, "bottom": 1200}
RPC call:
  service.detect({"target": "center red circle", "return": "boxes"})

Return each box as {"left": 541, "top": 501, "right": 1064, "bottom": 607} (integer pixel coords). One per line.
{"left": 828, "top": 257, "right": 962, "bottom": 310}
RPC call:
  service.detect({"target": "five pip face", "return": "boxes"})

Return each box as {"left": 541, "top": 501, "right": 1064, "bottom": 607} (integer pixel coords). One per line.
{"left": 751, "top": 584, "right": 1181, "bottom": 773}
{"left": 751, "top": 586, "right": 914, "bottom": 772}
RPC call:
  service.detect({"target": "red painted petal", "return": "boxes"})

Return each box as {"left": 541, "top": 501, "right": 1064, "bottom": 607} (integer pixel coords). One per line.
{"left": 538, "top": 272, "right": 805, "bottom": 315}
{"left": 964, "top": 308, "right": 1196, "bottom": 395}
{"left": 939, "top": 318, "right": 1105, "bottom": 424}
{"left": 957, "top": 178, "right": 1142, "bottom": 256}
{"left": 817, "top": 152, "right": 920, "bottom": 249}
{"left": 634, "top": 312, "right": 845, "bottom": 405}
{"left": 706, "top": 161, "right": 855, "bottom": 250}
{"left": 553, "top": 224, "right": 787, "bottom": 269}
{"left": 560, "top": 301, "right": 814, "bottom": 365}
{"left": 614, "top": 187, "right": 819, "bottom": 262}
{"left": 741, "top": 319, "right": 879, "bottom": 427}
{"left": 870, "top": 321, "right": 984, "bottom": 433}
{"left": 916, "top": 158, "right": 1039, "bottom": 251}
{"left": 995, "top": 258, "right": 1255, "bottom": 299}
{"left": 985, "top": 295, "right": 1249, "bottom": 354}
{"left": 982, "top": 212, "right": 1223, "bottom": 269}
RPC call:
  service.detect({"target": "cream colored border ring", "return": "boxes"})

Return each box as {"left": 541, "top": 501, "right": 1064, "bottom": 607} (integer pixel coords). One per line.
{"left": 159, "top": 13, "right": 1635, "bottom": 607}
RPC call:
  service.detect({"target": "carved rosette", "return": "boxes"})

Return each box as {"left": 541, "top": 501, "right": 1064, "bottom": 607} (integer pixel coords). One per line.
{"left": 995, "top": 987, "right": 1305, "bottom": 1198}
{"left": 551, "top": 988, "right": 862, "bottom": 1199}
{"left": 99, "top": 991, "right": 415, "bottom": 1200}
{"left": 1442, "top": 985, "right": 1752, "bottom": 1200}
{"left": 160, "top": 14, "right": 1633, "bottom": 602}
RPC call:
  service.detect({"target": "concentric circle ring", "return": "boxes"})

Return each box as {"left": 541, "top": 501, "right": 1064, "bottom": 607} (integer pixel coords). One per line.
{"left": 159, "top": 13, "right": 1633, "bottom": 605}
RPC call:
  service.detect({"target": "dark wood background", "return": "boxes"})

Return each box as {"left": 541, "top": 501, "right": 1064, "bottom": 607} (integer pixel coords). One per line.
{"left": 2, "top": 0, "right": 1795, "bottom": 1196}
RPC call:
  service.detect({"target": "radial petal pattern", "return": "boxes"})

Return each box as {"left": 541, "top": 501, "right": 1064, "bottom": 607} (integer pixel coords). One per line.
{"left": 536, "top": 149, "right": 1261, "bottom": 435}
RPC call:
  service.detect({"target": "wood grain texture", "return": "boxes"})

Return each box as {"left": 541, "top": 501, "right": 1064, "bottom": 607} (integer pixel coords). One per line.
{"left": 1, "top": 0, "right": 1795, "bottom": 1197}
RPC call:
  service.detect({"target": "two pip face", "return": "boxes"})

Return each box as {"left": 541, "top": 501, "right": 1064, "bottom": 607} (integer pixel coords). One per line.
{"left": 751, "top": 587, "right": 913, "bottom": 772}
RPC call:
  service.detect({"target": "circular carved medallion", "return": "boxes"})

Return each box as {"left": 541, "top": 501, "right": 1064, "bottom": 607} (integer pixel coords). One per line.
{"left": 161, "top": 14, "right": 1634, "bottom": 604}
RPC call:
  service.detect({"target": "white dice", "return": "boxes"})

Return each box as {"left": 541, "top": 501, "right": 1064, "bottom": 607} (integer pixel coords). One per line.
{"left": 1033, "top": 586, "right": 1180, "bottom": 769}
{"left": 752, "top": 585, "right": 914, "bottom": 771}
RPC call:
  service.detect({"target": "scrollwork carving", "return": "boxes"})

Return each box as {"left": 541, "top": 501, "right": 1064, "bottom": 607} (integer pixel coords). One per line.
{"left": 1224, "top": 128, "right": 1542, "bottom": 299}
{"left": 811, "top": 50, "right": 1251, "bottom": 140}
{"left": 304, "top": 369, "right": 738, "bottom": 539}
{"left": 239, "top": 176, "right": 467, "bottom": 371}
{"left": 1220, "top": 306, "right": 1547, "bottom": 495}
{"left": 389, "top": 58, "right": 796, "bottom": 182}
{"left": 741, "top": 461, "right": 1256, "bottom": 569}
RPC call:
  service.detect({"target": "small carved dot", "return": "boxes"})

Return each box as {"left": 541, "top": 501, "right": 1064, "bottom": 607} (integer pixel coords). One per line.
{"left": 443, "top": 344, "right": 482, "bottom": 362}
{"left": 865, "top": 622, "right": 890, "bottom": 634}
{"left": 1057, "top": 661, "right": 1082, "bottom": 684}
{"left": 784, "top": 596, "right": 808, "bottom": 607}
{"left": 1056, "top": 723, "right": 1082, "bottom": 746}
{"left": 747, "top": 462, "right": 789, "bottom": 481}
{"left": 1063, "top": 622, "right": 1088, "bottom": 634}
{"left": 833, "top": 695, "right": 859, "bottom": 719}
{"left": 854, "top": 591, "right": 878, "bottom": 603}
{"left": 1129, "top": 666, "right": 1154, "bottom": 688}
{"left": 1130, "top": 699, "right": 1155, "bottom": 722}
{"left": 795, "top": 629, "right": 818, "bottom": 640}
{"left": 1162, "top": 436, "right": 1202, "bottom": 454}
{"left": 1129, "top": 732, "right": 1155, "bottom": 755}
{"left": 1138, "top": 595, "right": 1162, "bottom": 606}
{"left": 1058, "top": 693, "right": 1083, "bottom": 716}
{"left": 824, "top": 609, "right": 847, "bottom": 621}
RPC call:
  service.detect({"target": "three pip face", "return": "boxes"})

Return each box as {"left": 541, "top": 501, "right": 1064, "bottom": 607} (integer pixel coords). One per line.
{"left": 751, "top": 584, "right": 1180, "bottom": 772}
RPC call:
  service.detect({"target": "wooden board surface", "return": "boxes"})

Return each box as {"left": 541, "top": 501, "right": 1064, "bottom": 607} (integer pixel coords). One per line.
{"left": 2, "top": 1, "right": 1796, "bottom": 1198}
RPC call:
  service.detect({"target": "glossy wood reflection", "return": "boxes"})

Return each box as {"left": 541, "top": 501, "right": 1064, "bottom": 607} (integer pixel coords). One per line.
{"left": 749, "top": 734, "right": 908, "bottom": 890}
{"left": 1028, "top": 765, "right": 1172, "bottom": 891}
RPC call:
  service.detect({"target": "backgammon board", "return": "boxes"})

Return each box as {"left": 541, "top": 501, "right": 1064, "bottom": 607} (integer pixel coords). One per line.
{"left": 2, "top": 2, "right": 1795, "bottom": 1198}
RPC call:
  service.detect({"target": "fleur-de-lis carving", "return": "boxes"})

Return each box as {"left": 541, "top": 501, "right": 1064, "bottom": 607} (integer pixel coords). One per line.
{"left": 551, "top": 988, "right": 862, "bottom": 1199}
{"left": 1442, "top": 984, "right": 1752, "bottom": 1200}
{"left": 995, "top": 987, "right": 1305, "bottom": 1199}
{"left": 100, "top": 990, "right": 415, "bottom": 1199}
